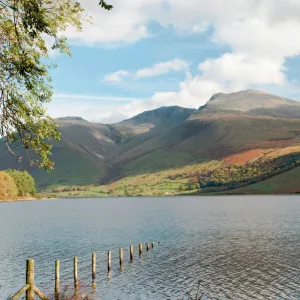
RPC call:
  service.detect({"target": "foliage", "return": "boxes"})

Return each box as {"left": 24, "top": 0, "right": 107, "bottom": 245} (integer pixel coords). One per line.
{"left": 195, "top": 153, "right": 300, "bottom": 191}
{"left": 179, "top": 184, "right": 186, "bottom": 191}
{"left": 42, "top": 161, "right": 222, "bottom": 197}
{"left": 0, "top": 0, "right": 111, "bottom": 170}
{"left": 5, "top": 169, "right": 35, "bottom": 196}
{"left": 226, "top": 163, "right": 300, "bottom": 195}
{"left": 99, "top": 0, "right": 113, "bottom": 10}
{"left": 190, "top": 183, "right": 200, "bottom": 190}
{"left": 0, "top": 171, "right": 18, "bottom": 200}
{"left": 49, "top": 184, "right": 94, "bottom": 193}
{"left": 184, "top": 182, "right": 200, "bottom": 190}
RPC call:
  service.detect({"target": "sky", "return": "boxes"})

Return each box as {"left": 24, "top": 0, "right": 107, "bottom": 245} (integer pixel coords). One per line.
{"left": 47, "top": 0, "right": 300, "bottom": 124}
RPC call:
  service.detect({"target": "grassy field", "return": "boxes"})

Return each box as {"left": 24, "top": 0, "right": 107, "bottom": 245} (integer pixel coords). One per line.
{"left": 42, "top": 148, "right": 300, "bottom": 198}
{"left": 43, "top": 160, "right": 222, "bottom": 198}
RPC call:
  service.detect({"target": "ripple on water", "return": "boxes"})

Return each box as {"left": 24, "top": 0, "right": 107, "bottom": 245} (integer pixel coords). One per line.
{"left": 1, "top": 196, "right": 300, "bottom": 299}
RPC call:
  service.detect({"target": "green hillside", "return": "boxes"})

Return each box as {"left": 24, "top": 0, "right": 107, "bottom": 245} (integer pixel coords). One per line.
{"left": 2, "top": 89, "right": 300, "bottom": 194}
{"left": 225, "top": 165, "right": 300, "bottom": 195}
{"left": 43, "top": 152, "right": 300, "bottom": 198}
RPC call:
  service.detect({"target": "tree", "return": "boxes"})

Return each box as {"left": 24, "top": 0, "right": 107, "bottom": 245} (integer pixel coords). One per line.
{"left": 5, "top": 169, "right": 35, "bottom": 196}
{"left": 0, "top": 0, "right": 112, "bottom": 170}
{"left": 179, "top": 184, "right": 185, "bottom": 192}
{"left": 0, "top": 171, "right": 18, "bottom": 200}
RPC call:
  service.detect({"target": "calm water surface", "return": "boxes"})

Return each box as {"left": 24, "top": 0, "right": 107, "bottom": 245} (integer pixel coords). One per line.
{"left": 1, "top": 196, "right": 300, "bottom": 299}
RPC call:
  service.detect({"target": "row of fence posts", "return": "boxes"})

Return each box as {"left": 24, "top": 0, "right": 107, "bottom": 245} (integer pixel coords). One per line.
{"left": 10, "top": 241, "right": 159, "bottom": 300}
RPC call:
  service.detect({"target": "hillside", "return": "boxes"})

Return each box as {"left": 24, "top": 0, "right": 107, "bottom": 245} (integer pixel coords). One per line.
{"left": 223, "top": 165, "right": 300, "bottom": 194}
{"left": 2, "top": 89, "right": 300, "bottom": 193}
{"left": 43, "top": 148, "right": 300, "bottom": 198}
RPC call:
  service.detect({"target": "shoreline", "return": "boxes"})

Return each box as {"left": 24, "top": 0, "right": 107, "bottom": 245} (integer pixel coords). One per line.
{"left": 1, "top": 193, "right": 300, "bottom": 203}
{"left": 0, "top": 197, "right": 58, "bottom": 203}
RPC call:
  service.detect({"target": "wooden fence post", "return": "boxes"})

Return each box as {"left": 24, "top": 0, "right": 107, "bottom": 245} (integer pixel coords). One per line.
{"left": 152, "top": 242, "right": 155, "bottom": 248}
{"left": 74, "top": 256, "right": 79, "bottom": 288}
{"left": 139, "top": 244, "right": 143, "bottom": 257}
{"left": 119, "top": 248, "right": 123, "bottom": 268}
{"left": 108, "top": 251, "right": 111, "bottom": 272}
{"left": 26, "top": 259, "right": 34, "bottom": 300}
{"left": 146, "top": 243, "right": 149, "bottom": 251}
{"left": 92, "top": 253, "right": 96, "bottom": 288}
{"left": 130, "top": 246, "right": 133, "bottom": 262}
{"left": 55, "top": 260, "right": 60, "bottom": 298}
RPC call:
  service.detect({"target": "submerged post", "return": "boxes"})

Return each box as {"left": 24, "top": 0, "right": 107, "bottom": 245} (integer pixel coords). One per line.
{"left": 139, "top": 243, "right": 143, "bottom": 257}
{"left": 74, "top": 256, "right": 79, "bottom": 288}
{"left": 119, "top": 248, "right": 124, "bottom": 268}
{"left": 92, "top": 253, "right": 96, "bottom": 288}
{"left": 108, "top": 251, "right": 111, "bottom": 272}
{"left": 146, "top": 243, "right": 150, "bottom": 251}
{"left": 55, "top": 260, "right": 60, "bottom": 298}
{"left": 130, "top": 246, "right": 134, "bottom": 262}
{"left": 26, "top": 259, "right": 35, "bottom": 300}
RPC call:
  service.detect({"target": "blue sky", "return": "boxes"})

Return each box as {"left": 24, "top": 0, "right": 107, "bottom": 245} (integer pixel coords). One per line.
{"left": 47, "top": 0, "right": 300, "bottom": 123}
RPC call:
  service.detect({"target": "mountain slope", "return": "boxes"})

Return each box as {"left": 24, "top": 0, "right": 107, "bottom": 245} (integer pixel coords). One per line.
{"left": 223, "top": 164, "right": 300, "bottom": 195}
{"left": 2, "top": 89, "right": 300, "bottom": 190}
{"left": 0, "top": 106, "right": 196, "bottom": 187}
{"left": 115, "top": 112, "right": 300, "bottom": 177}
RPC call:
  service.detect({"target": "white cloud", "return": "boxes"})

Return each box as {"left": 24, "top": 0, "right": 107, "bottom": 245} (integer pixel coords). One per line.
{"left": 48, "top": 101, "right": 125, "bottom": 123}
{"left": 64, "top": 0, "right": 300, "bottom": 57}
{"left": 198, "top": 53, "right": 286, "bottom": 86}
{"left": 103, "top": 70, "right": 129, "bottom": 83}
{"left": 47, "top": 94, "right": 145, "bottom": 123}
{"left": 212, "top": 19, "right": 300, "bottom": 59}
{"left": 63, "top": 0, "right": 161, "bottom": 45}
{"left": 115, "top": 0, "right": 300, "bottom": 119}
{"left": 115, "top": 76, "right": 232, "bottom": 120}
{"left": 136, "top": 59, "right": 189, "bottom": 78}
{"left": 53, "top": 93, "right": 139, "bottom": 102}
{"left": 102, "top": 59, "right": 189, "bottom": 83}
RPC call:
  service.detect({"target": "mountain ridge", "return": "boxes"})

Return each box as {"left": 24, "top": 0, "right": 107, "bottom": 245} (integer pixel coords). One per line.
{"left": 2, "top": 89, "right": 300, "bottom": 190}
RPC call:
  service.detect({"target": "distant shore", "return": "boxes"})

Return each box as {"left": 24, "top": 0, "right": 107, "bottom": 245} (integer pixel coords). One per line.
{"left": 0, "top": 196, "right": 57, "bottom": 203}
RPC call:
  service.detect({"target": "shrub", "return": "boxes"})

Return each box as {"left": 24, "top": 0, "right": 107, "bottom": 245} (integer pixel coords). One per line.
{"left": 5, "top": 170, "right": 35, "bottom": 196}
{"left": 179, "top": 184, "right": 186, "bottom": 191}
{"left": 194, "top": 183, "right": 200, "bottom": 190}
{"left": 0, "top": 172, "right": 18, "bottom": 200}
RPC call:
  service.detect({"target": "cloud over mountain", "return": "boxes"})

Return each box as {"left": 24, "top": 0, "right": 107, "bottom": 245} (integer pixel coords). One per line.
{"left": 47, "top": 0, "right": 300, "bottom": 123}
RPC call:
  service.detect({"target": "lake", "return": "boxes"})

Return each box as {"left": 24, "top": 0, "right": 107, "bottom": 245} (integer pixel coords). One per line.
{"left": 1, "top": 196, "right": 300, "bottom": 299}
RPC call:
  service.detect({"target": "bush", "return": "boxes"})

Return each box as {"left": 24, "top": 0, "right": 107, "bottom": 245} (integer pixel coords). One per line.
{"left": 179, "top": 184, "right": 186, "bottom": 191}
{"left": 194, "top": 183, "right": 200, "bottom": 190}
{"left": 5, "top": 170, "right": 36, "bottom": 196}
{"left": 0, "top": 171, "right": 18, "bottom": 200}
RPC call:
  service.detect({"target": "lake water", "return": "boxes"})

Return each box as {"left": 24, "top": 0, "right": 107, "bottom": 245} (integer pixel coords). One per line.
{"left": 1, "top": 196, "right": 300, "bottom": 299}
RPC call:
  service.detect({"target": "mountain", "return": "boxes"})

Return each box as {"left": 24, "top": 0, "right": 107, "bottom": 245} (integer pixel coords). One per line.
{"left": 200, "top": 89, "right": 300, "bottom": 118}
{"left": 2, "top": 89, "right": 300, "bottom": 192}
{"left": 0, "top": 105, "right": 196, "bottom": 188}
{"left": 127, "top": 106, "right": 196, "bottom": 127}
